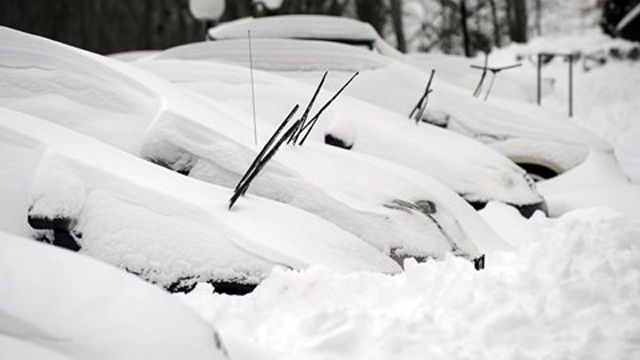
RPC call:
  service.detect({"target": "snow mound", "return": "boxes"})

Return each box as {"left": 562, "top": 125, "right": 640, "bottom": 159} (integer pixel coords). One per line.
{"left": 0, "top": 231, "right": 228, "bottom": 360}
{"left": 180, "top": 205, "right": 640, "bottom": 359}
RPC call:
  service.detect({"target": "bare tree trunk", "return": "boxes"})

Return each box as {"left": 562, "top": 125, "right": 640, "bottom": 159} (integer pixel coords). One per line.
{"left": 507, "top": 0, "right": 527, "bottom": 43}
{"left": 222, "top": 0, "right": 252, "bottom": 21}
{"left": 487, "top": 0, "right": 501, "bottom": 47}
{"left": 460, "top": 0, "right": 471, "bottom": 56}
{"left": 328, "top": 0, "right": 348, "bottom": 15}
{"left": 390, "top": 0, "right": 407, "bottom": 52}
{"left": 535, "top": 0, "right": 542, "bottom": 35}
{"left": 355, "top": 0, "right": 387, "bottom": 36}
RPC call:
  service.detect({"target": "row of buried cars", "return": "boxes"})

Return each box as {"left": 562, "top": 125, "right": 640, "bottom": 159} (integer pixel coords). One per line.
{"left": 1, "top": 17, "right": 609, "bottom": 295}
{"left": 0, "top": 16, "right": 611, "bottom": 358}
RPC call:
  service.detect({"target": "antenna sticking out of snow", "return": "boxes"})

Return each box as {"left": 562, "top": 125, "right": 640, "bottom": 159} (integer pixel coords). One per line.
{"left": 248, "top": 30, "right": 258, "bottom": 145}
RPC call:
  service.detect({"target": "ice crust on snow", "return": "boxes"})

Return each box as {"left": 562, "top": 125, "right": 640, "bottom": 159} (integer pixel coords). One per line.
{"left": 154, "top": 38, "right": 607, "bottom": 176}
{"left": 0, "top": 231, "right": 228, "bottom": 360}
{"left": 0, "top": 27, "right": 495, "bottom": 262}
{"left": 0, "top": 108, "right": 401, "bottom": 288}
{"left": 179, "top": 205, "right": 640, "bottom": 360}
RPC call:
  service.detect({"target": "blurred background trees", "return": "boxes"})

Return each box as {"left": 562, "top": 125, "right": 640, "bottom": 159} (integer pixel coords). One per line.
{"left": 0, "top": 0, "right": 636, "bottom": 56}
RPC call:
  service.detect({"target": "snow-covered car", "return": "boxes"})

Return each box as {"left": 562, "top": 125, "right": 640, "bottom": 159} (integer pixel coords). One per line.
{"left": 137, "top": 58, "right": 546, "bottom": 216}
{"left": 207, "top": 14, "right": 402, "bottom": 56}
{"left": 0, "top": 27, "right": 501, "bottom": 267}
{"left": 195, "top": 21, "right": 609, "bottom": 181}
{"left": 0, "top": 107, "right": 400, "bottom": 293}
{"left": 0, "top": 231, "right": 228, "bottom": 360}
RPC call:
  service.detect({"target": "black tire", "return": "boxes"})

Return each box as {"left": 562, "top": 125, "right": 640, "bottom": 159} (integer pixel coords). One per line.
{"left": 516, "top": 163, "right": 559, "bottom": 182}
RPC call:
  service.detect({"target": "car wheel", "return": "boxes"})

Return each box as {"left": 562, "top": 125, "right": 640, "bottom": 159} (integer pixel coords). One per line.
{"left": 516, "top": 163, "right": 559, "bottom": 182}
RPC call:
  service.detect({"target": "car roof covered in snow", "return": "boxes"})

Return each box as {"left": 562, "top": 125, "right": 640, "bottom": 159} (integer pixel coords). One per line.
{"left": 155, "top": 38, "right": 391, "bottom": 72}
{"left": 208, "top": 15, "right": 378, "bottom": 45}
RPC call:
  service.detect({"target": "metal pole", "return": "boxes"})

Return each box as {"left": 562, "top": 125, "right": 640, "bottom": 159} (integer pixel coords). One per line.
{"left": 484, "top": 72, "right": 496, "bottom": 101}
{"left": 537, "top": 53, "right": 542, "bottom": 105}
{"left": 568, "top": 54, "right": 573, "bottom": 117}
{"left": 248, "top": 30, "right": 258, "bottom": 145}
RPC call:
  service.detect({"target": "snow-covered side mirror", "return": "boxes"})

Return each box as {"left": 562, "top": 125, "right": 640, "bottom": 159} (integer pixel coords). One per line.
{"left": 189, "top": 0, "right": 226, "bottom": 21}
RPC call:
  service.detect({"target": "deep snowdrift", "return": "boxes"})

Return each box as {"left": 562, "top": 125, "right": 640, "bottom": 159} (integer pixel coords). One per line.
{"left": 179, "top": 204, "right": 640, "bottom": 360}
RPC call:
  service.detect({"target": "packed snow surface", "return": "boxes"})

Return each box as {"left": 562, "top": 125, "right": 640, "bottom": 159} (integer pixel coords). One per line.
{"left": 0, "top": 231, "right": 228, "bottom": 360}
{"left": 179, "top": 204, "right": 640, "bottom": 360}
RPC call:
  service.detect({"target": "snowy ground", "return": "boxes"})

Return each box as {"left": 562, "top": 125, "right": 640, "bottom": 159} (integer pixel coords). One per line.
{"left": 178, "top": 203, "right": 640, "bottom": 360}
